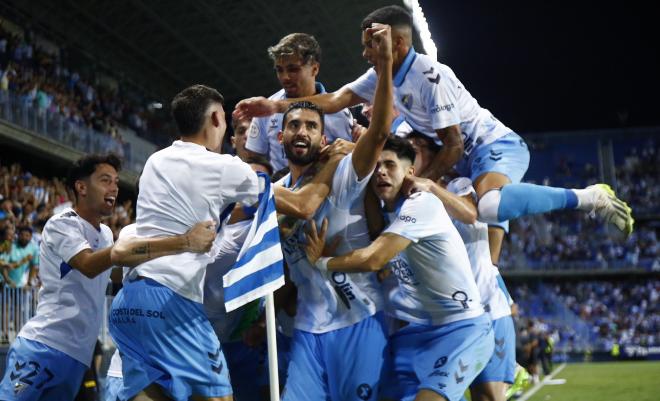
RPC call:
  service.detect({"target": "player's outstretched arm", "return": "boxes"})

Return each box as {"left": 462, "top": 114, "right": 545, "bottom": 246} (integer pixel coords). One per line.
{"left": 402, "top": 176, "right": 477, "bottom": 224}
{"left": 351, "top": 23, "right": 394, "bottom": 180}
{"left": 305, "top": 219, "right": 410, "bottom": 273}
{"left": 419, "top": 126, "right": 464, "bottom": 181}
{"left": 109, "top": 221, "right": 217, "bottom": 268}
{"left": 234, "top": 87, "right": 365, "bottom": 121}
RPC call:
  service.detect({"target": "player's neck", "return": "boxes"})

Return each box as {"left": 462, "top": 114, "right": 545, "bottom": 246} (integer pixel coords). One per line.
{"left": 74, "top": 204, "right": 101, "bottom": 229}
{"left": 288, "top": 163, "right": 313, "bottom": 186}
{"left": 383, "top": 194, "right": 403, "bottom": 212}
{"left": 392, "top": 46, "right": 411, "bottom": 76}
{"left": 298, "top": 81, "right": 317, "bottom": 97}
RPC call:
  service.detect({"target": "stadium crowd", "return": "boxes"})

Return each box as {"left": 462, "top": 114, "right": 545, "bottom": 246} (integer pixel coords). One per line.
{"left": 501, "top": 142, "right": 659, "bottom": 271}
{"left": 511, "top": 280, "right": 660, "bottom": 354}
{"left": 0, "top": 22, "right": 172, "bottom": 154}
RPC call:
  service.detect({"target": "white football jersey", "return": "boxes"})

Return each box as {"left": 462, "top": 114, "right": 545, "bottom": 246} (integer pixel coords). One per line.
{"left": 131, "top": 140, "right": 259, "bottom": 303}
{"left": 19, "top": 208, "right": 114, "bottom": 366}
{"left": 345, "top": 48, "right": 511, "bottom": 158}
{"left": 383, "top": 192, "right": 484, "bottom": 326}
{"left": 279, "top": 154, "right": 383, "bottom": 333}
{"left": 447, "top": 177, "right": 511, "bottom": 321}
{"left": 246, "top": 83, "right": 353, "bottom": 172}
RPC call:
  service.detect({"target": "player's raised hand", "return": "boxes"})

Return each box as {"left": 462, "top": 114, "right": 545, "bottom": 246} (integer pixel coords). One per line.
{"left": 305, "top": 219, "right": 327, "bottom": 264}
{"left": 402, "top": 174, "right": 433, "bottom": 197}
{"left": 185, "top": 221, "right": 217, "bottom": 253}
{"left": 233, "top": 97, "right": 278, "bottom": 120}
{"left": 366, "top": 23, "right": 393, "bottom": 64}
{"left": 320, "top": 138, "right": 355, "bottom": 161}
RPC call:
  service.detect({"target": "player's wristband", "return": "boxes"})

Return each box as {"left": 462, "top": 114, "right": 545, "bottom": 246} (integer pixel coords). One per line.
{"left": 315, "top": 257, "right": 331, "bottom": 271}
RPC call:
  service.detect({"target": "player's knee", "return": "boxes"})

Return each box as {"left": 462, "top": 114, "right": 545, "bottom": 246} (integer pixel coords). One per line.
{"left": 478, "top": 189, "right": 502, "bottom": 224}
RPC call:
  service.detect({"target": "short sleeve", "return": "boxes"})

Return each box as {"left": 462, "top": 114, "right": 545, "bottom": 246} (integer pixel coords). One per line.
{"left": 423, "top": 67, "right": 461, "bottom": 130}
{"left": 446, "top": 177, "right": 476, "bottom": 197}
{"left": 328, "top": 153, "right": 372, "bottom": 209}
{"left": 245, "top": 117, "right": 269, "bottom": 155}
{"left": 220, "top": 157, "right": 260, "bottom": 206}
{"left": 384, "top": 192, "right": 451, "bottom": 243}
{"left": 44, "top": 216, "right": 92, "bottom": 263}
{"left": 343, "top": 68, "right": 377, "bottom": 103}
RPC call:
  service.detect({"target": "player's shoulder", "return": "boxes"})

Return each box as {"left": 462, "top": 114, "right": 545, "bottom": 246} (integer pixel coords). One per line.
{"left": 410, "top": 53, "right": 455, "bottom": 83}
{"left": 45, "top": 208, "right": 81, "bottom": 229}
{"left": 117, "top": 223, "right": 137, "bottom": 240}
{"left": 403, "top": 191, "right": 438, "bottom": 207}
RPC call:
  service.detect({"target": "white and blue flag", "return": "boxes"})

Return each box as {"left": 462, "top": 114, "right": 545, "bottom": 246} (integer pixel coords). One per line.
{"left": 223, "top": 172, "right": 285, "bottom": 312}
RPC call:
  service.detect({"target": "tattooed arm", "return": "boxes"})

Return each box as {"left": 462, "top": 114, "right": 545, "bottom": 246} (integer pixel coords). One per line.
{"left": 110, "top": 221, "right": 216, "bottom": 268}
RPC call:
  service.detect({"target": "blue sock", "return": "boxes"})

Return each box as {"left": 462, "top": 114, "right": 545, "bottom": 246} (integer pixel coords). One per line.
{"left": 498, "top": 183, "right": 578, "bottom": 221}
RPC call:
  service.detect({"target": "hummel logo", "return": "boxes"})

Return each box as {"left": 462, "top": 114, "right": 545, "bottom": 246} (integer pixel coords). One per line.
{"left": 423, "top": 67, "right": 435, "bottom": 75}
{"left": 458, "top": 359, "right": 469, "bottom": 372}
{"left": 427, "top": 74, "right": 440, "bottom": 84}
{"left": 495, "top": 337, "right": 505, "bottom": 347}
{"left": 454, "top": 371, "right": 464, "bottom": 384}
{"left": 211, "top": 361, "right": 224, "bottom": 374}
{"left": 208, "top": 348, "right": 220, "bottom": 360}
{"left": 495, "top": 350, "right": 506, "bottom": 359}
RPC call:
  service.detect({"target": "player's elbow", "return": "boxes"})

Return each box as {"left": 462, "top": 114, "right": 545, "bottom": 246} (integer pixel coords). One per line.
{"left": 110, "top": 243, "right": 133, "bottom": 268}
{"left": 364, "top": 253, "right": 387, "bottom": 272}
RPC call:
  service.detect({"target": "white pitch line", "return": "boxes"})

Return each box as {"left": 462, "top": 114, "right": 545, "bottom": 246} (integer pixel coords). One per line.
{"left": 518, "top": 363, "right": 567, "bottom": 401}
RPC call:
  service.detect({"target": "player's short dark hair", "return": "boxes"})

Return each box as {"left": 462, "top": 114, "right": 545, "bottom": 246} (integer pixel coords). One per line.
{"left": 245, "top": 154, "right": 274, "bottom": 177}
{"left": 171, "top": 84, "right": 224, "bottom": 136}
{"left": 281, "top": 101, "right": 325, "bottom": 133}
{"left": 361, "top": 5, "right": 413, "bottom": 30}
{"left": 268, "top": 33, "right": 322, "bottom": 65}
{"left": 67, "top": 153, "right": 122, "bottom": 198}
{"left": 16, "top": 225, "right": 32, "bottom": 234}
{"left": 383, "top": 136, "right": 416, "bottom": 164}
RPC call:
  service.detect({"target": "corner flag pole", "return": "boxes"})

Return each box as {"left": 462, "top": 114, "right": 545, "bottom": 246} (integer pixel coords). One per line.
{"left": 265, "top": 292, "right": 280, "bottom": 400}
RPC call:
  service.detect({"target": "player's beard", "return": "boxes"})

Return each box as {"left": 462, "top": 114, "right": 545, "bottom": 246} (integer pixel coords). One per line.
{"left": 284, "top": 141, "right": 321, "bottom": 166}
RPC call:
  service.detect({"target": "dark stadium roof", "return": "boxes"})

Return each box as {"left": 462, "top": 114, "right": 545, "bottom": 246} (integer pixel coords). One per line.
{"left": 0, "top": 0, "right": 413, "bottom": 106}
{"left": 2, "top": 1, "right": 658, "bottom": 132}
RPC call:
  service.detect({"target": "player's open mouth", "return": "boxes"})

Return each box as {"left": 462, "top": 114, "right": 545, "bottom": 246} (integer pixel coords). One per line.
{"left": 104, "top": 196, "right": 116, "bottom": 207}
{"left": 293, "top": 140, "right": 309, "bottom": 149}
{"left": 376, "top": 181, "right": 392, "bottom": 188}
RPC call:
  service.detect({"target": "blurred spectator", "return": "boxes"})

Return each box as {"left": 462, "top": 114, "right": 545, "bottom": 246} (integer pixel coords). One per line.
{"left": 0, "top": 225, "right": 39, "bottom": 288}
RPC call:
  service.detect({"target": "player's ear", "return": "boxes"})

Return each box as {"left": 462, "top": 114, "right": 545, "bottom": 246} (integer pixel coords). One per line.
{"left": 407, "top": 165, "right": 415, "bottom": 176}
{"left": 211, "top": 110, "right": 221, "bottom": 128}
{"left": 278, "top": 131, "right": 284, "bottom": 144}
{"left": 75, "top": 180, "right": 87, "bottom": 198}
{"left": 321, "top": 135, "right": 327, "bottom": 146}
{"left": 310, "top": 61, "right": 320, "bottom": 77}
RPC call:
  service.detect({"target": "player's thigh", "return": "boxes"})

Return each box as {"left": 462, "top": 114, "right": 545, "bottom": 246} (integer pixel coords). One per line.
{"left": 325, "top": 315, "right": 389, "bottom": 401}
{"left": 470, "top": 381, "right": 508, "bottom": 401}
{"left": 469, "top": 133, "right": 530, "bottom": 190}
{"left": 473, "top": 172, "right": 511, "bottom": 199}
{"left": 281, "top": 330, "right": 328, "bottom": 401}
{"left": 414, "top": 389, "right": 448, "bottom": 401}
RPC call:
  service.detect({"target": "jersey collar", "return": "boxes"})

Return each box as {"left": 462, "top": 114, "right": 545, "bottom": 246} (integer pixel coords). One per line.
{"left": 393, "top": 47, "right": 417, "bottom": 88}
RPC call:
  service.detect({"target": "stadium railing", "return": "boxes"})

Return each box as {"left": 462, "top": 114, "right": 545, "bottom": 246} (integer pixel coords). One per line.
{"left": 0, "top": 286, "right": 113, "bottom": 348}
{"left": 0, "top": 89, "right": 155, "bottom": 173}
{"left": 0, "top": 286, "right": 38, "bottom": 344}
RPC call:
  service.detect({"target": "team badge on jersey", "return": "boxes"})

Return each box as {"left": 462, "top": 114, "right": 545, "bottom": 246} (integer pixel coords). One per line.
{"left": 248, "top": 121, "right": 260, "bottom": 138}
{"left": 401, "top": 93, "right": 413, "bottom": 111}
